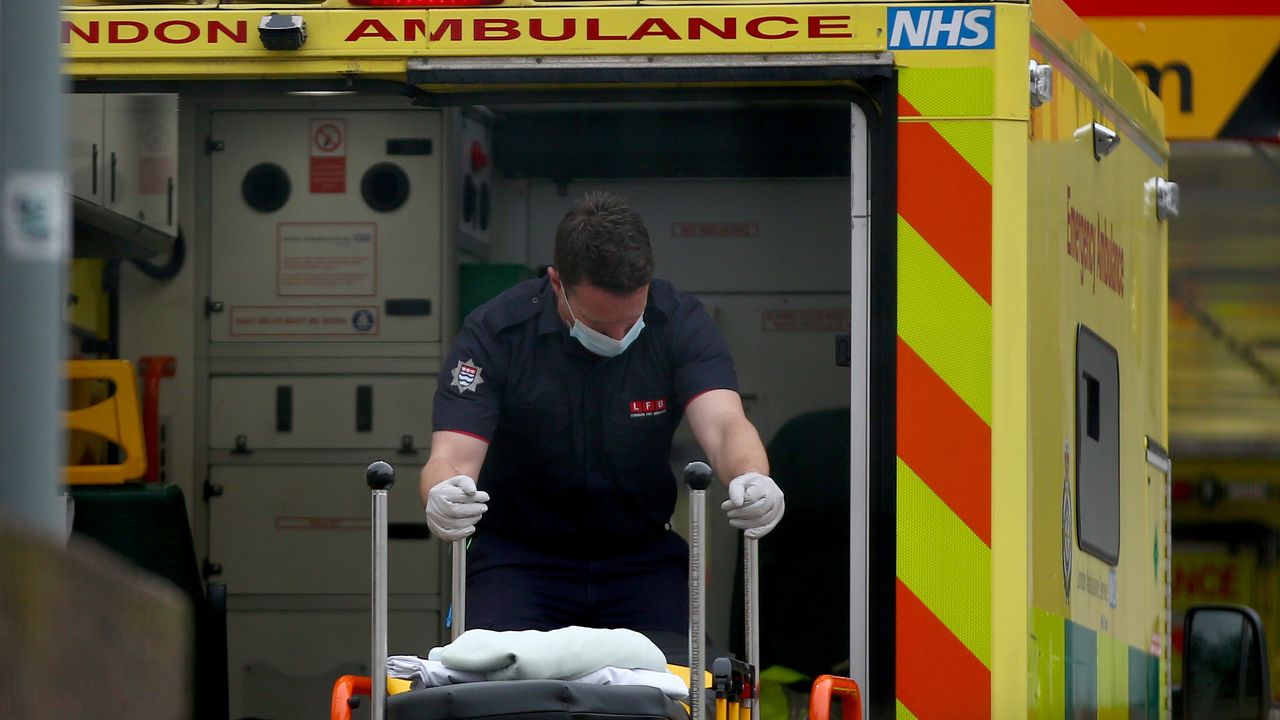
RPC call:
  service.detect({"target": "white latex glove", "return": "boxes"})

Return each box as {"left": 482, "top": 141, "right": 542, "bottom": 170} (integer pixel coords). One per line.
{"left": 425, "top": 475, "right": 490, "bottom": 542}
{"left": 721, "top": 472, "right": 785, "bottom": 539}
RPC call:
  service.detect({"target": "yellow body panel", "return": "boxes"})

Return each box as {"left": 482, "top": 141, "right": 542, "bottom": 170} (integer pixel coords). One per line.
{"left": 991, "top": 71, "right": 1031, "bottom": 720}
{"left": 1025, "top": 5, "right": 1169, "bottom": 714}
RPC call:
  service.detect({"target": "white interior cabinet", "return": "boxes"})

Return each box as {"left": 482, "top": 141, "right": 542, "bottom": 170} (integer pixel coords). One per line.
{"left": 69, "top": 93, "right": 179, "bottom": 237}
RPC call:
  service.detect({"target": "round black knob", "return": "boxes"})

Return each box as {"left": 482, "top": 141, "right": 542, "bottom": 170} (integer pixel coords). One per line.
{"left": 683, "top": 461, "right": 713, "bottom": 491}
{"left": 366, "top": 461, "right": 395, "bottom": 490}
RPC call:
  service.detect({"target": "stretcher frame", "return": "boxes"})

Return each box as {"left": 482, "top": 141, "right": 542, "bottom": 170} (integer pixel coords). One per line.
{"left": 332, "top": 460, "right": 861, "bottom": 720}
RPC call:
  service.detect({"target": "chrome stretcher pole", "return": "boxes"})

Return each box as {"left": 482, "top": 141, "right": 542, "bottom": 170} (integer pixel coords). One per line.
{"left": 451, "top": 538, "right": 466, "bottom": 641}
{"left": 367, "top": 461, "right": 395, "bottom": 720}
{"left": 685, "top": 461, "right": 714, "bottom": 720}
{"left": 744, "top": 537, "right": 760, "bottom": 720}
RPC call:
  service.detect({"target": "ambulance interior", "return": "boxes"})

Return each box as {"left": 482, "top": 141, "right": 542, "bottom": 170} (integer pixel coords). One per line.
{"left": 79, "top": 89, "right": 871, "bottom": 719}
{"left": 475, "top": 97, "right": 859, "bottom": 675}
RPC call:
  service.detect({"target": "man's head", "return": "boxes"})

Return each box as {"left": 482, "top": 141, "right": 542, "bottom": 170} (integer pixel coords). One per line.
{"left": 553, "top": 191, "right": 653, "bottom": 295}
{"left": 550, "top": 191, "right": 653, "bottom": 343}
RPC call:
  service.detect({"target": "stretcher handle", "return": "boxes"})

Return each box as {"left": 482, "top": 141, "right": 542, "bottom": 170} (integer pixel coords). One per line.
{"left": 331, "top": 674, "right": 371, "bottom": 720}
{"left": 685, "top": 461, "right": 713, "bottom": 720}
{"left": 743, "top": 535, "right": 760, "bottom": 720}
{"left": 808, "top": 675, "right": 863, "bottom": 720}
{"left": 367, "top": 461, "right": 395, "bottom": 720}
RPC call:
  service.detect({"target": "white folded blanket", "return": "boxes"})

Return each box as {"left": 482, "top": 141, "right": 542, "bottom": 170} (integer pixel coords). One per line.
{"left": 387, "top": 656, "right": 689, "bottom": 700}
{"left": 426, "top": 627, "right": 669, "bottom": 680}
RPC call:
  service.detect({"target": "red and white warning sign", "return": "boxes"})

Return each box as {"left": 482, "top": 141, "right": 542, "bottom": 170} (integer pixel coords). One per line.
{"left": 310, "top": 118, "right": 346, "bottom": 194}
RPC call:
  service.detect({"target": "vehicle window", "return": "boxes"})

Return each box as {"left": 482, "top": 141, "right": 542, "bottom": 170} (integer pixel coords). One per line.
{"left": 1076, "top": 325, "right": 1120, "bottom": 565}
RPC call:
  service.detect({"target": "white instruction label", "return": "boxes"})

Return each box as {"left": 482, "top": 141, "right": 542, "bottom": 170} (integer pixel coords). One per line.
{"left": 277, "top": 222, "right": 376, "bottom": 296}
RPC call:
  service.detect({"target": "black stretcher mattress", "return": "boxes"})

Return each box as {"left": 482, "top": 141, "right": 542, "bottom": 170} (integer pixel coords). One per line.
{"left": 387, "top": 679, "right": 689, "bottom": 720}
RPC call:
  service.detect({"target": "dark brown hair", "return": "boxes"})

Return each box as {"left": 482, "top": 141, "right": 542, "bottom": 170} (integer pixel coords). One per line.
{"left": 553, "top": 191, "right": 653, "bottom": 294}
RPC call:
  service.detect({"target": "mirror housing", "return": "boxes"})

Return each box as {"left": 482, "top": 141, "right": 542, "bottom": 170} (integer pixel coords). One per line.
{"left": 1182, "top": 604, "right": 1275, "bottom": 720}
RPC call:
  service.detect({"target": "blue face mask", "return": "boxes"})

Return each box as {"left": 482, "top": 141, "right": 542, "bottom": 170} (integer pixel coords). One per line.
{"left": 560, "top": 285, "right": 645, "bottom": 358}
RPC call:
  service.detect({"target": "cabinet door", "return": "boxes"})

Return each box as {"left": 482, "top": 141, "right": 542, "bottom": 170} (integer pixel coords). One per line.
{"left": 104, "top": 94, "right": 178, "bottom": 234}
{"left": 208, "top": 374, "right": 434, "bottom": 452}
{"left": 68, "top": 93, "right": 105, "bottom": 203}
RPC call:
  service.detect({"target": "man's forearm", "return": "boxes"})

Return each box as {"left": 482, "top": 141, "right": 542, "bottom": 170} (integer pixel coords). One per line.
{"left": 708, "top": 416, "right": 770, "bottom": 485}
{"left": 419, "top": 431, "right": 490, "bottom": 506}
{"left": 420, "top": 456, "right": 465, "bottom": 505}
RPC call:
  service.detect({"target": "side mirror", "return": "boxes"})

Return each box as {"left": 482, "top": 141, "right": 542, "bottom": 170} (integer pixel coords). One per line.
{"left": 1182, "top": 604, "right": 1275, "bottom": 720}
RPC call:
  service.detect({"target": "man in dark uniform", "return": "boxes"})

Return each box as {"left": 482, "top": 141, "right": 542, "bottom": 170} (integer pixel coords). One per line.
{"left": 420, "top": 191, "right": 783, "bottom": 642}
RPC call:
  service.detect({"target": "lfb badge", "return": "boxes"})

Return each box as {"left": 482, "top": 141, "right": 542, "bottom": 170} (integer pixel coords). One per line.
{"left": 450, "top": 359, "right": 485, "bottom": 394}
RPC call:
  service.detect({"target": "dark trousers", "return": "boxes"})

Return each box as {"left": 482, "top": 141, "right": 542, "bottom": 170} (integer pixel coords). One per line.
{"left": 464, "top": 530, "right": 689, "bottom": 636}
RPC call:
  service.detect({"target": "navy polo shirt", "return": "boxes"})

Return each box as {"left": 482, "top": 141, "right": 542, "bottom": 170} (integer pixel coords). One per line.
{"left": 433, "top": 276, "right": 737, "bottom": 557}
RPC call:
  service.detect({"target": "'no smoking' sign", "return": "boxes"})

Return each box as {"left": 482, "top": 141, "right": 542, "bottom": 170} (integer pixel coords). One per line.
{"left": 310, "top": 118, "right": 346, "bottom": 193}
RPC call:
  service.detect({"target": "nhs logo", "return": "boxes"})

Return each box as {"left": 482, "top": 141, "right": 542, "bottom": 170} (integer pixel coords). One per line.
{"left": 888, "top": 7, "right": 995, "bottom": 50}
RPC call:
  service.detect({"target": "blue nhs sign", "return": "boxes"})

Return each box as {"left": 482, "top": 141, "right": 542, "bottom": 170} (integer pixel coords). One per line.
{"left": 887, "top": 7, "right": 995, "bottom": 50}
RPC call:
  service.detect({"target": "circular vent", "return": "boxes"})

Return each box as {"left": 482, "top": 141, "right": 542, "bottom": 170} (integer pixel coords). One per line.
{"left": 361, "top": 162, "right": 410, "bottom": 213}
{"left": 241, "top": 163, "right": 291, "bottom": 213}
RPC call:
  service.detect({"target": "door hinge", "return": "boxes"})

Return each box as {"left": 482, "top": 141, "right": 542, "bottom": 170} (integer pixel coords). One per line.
{"left": 206, "top": 136, "right": 226, "bottom": 154}
{"left": 205, "top": 297, "right": 224, "bottom": 316}
{"left": 1029, "top": 60, "right": 1053, "bottom": 109}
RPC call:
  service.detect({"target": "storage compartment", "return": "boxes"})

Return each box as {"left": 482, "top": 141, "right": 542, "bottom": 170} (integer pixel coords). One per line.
{"left": 207, "top": 464, "right": 440, "bottom": 595}
{"left": 209, "top": 375, "right": 433, "bottom": 452}
{"left": 69, "top": 93, "right": 179, "bottom": 257}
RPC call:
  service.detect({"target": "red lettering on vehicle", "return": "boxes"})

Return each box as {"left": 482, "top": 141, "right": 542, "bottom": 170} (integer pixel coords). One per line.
{"left": 809, "top": 16, "right": 853, "bottom": 39}
{"left": 630, "top": 18, "right": 682, "bottom": 41}
{"left": 62, "top": 19, "right": 249, "bottom": 45}
{"left": 475, "top": 18, "right": 520, "bottom": 41}
{"left": 210, "top": 20, "right": 248, "bottom": 44}
{"left": 346, "top": 18, "right": 396, "bottom": 42}
{"left": 586, "top": 18, "right": 628, "bottom": 41}
{"left": 430, "top": 19, "right": 463, "bottom": 42}
{"left": 530, "top": 18, "right": 576, "bottom": 41}
{"left": 404, "top": 18, "right": 428, "bottom": 42}
{"left": 688, "top": 17, "right": 736, "bottom": 40}
{"left": 745, "top": 16, "right": 798, "bottom": 40}
{"left": 156, "top": 20, "right": 200, "bottom": 44}
{"left": 109, "top": 20, "right": 148, "bottom": 44}
{"left": 63, "top": 20, "right": 99, "bottom": 44}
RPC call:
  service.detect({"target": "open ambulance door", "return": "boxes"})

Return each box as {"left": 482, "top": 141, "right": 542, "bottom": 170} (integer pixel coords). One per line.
{"left": 404, "top": 54, "right": 899, "bottom": 718}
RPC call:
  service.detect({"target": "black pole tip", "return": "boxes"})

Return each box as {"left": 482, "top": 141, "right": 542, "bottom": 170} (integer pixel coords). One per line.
{"left": 683, "top": 461, "right": 713, "bottom": 490}
{"left": 366, "top": 460, "right": 395, "bottom": 490}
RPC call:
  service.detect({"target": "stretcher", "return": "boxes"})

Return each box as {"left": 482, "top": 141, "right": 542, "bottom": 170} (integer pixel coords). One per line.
{"left": 331, "top": 461, "right": 862, "bottom": 720}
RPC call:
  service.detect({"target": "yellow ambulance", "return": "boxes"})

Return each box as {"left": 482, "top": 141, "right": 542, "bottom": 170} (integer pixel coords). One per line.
{"left": 61, "top": 0, "right": 1188, "bottom": 716}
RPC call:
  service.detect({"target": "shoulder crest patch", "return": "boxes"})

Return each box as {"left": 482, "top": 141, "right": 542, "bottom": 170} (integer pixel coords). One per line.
{"left": 450, "top": 359, "right": 485, "bottom": 394}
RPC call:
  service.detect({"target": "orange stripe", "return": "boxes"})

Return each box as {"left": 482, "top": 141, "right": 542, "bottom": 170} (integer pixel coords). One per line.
{"left": 897, "top": 337, "right": 991, "bottom": 546}
{"left": 897, "top": 93, "right": 921, "bottom": 118}
{"left": 898, "top": 97, "right": 993, "bottom": 303}
{"left": 896, "top": 579, "right": 990, "bottom": 719}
